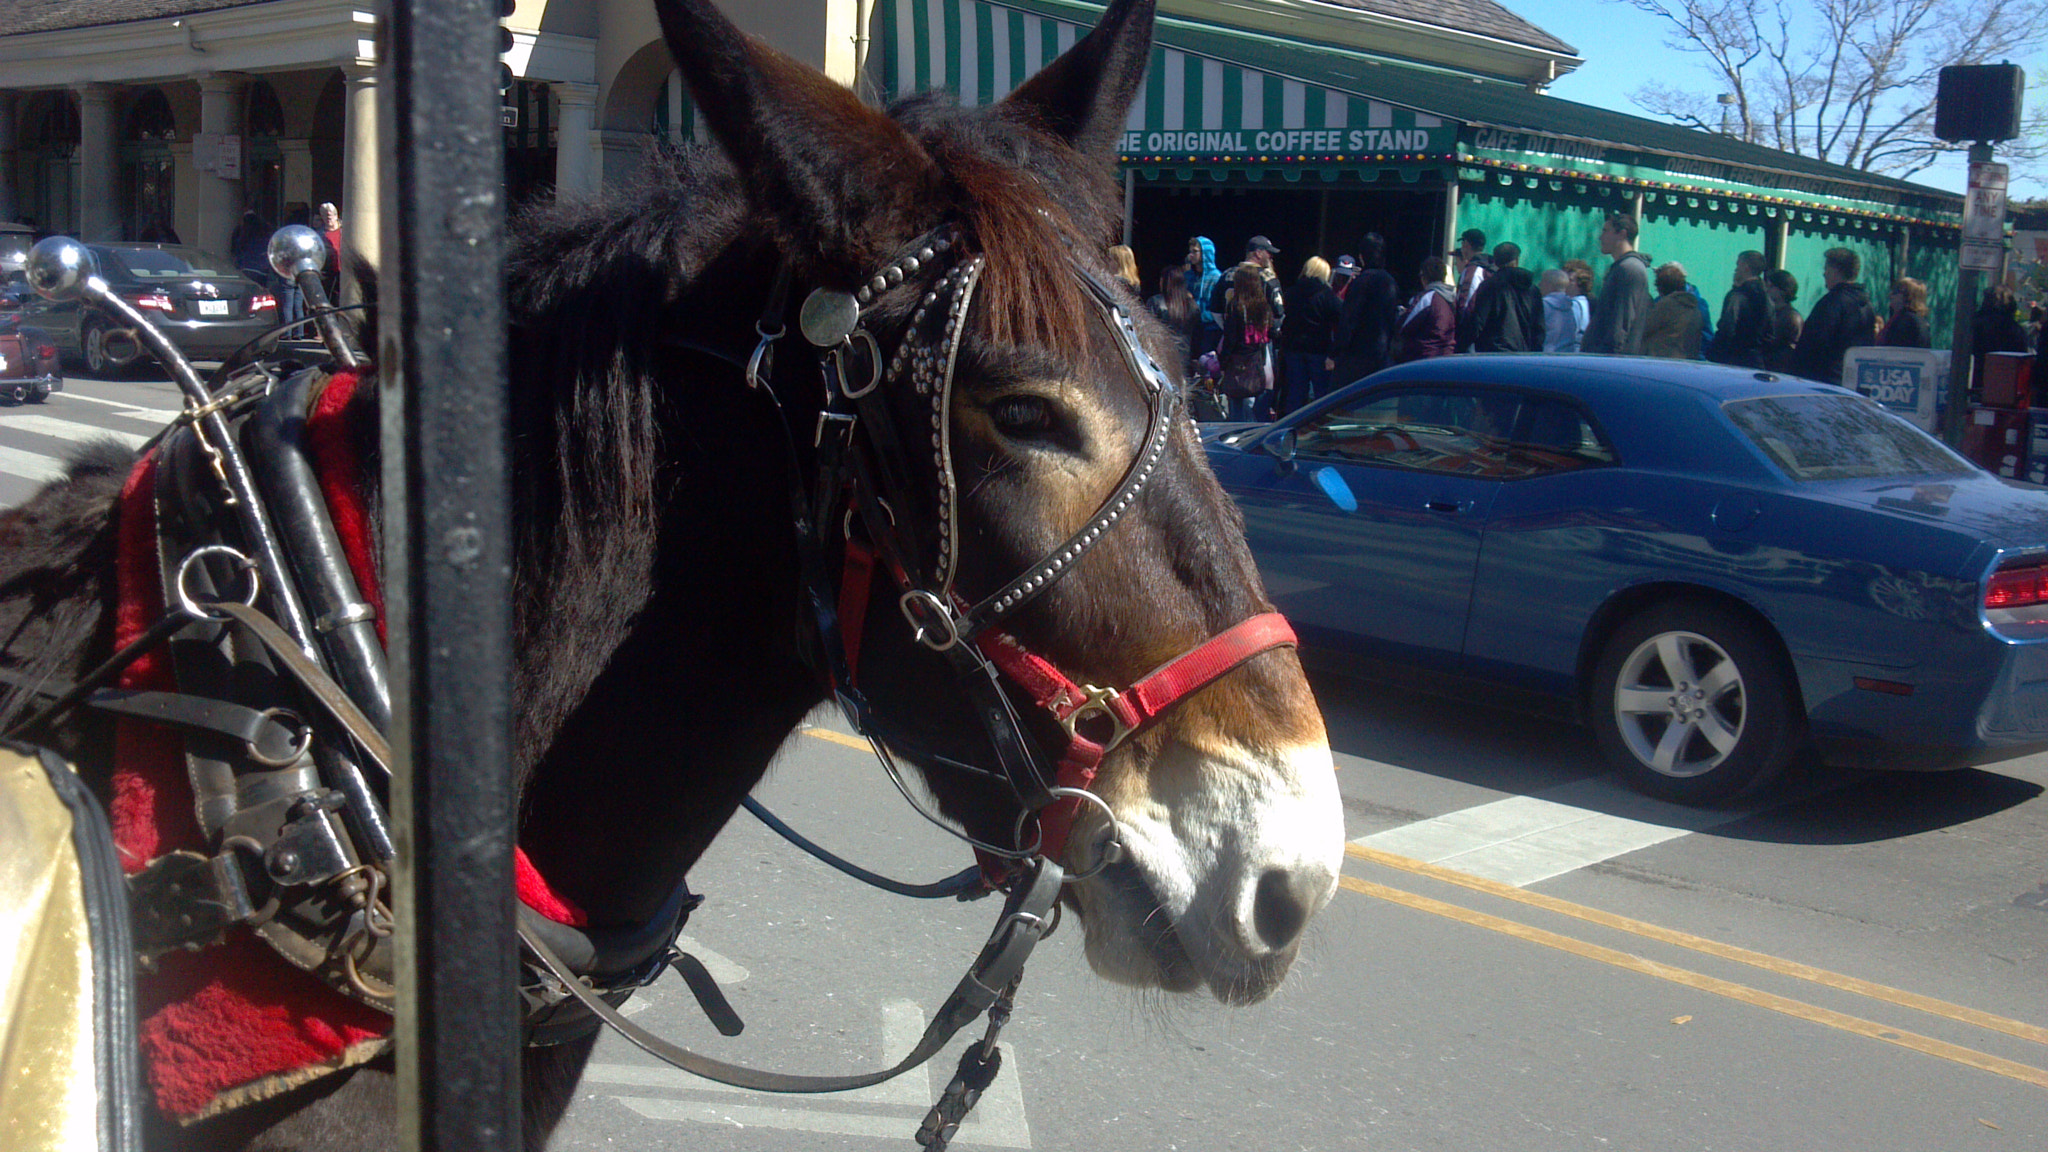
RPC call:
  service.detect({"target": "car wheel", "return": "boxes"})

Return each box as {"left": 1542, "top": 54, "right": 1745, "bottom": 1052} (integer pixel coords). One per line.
{"left": 83, "top": 316, "right": 124, "bottom": 378}
{"left": 1589, "top": 600, "right": 1800, "bottom": 804}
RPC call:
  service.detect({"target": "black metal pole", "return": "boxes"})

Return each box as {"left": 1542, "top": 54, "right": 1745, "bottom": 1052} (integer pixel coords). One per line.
{"left": 1943, "top": 142, "right": 1995, "bottom": 448}
{"left": 377, "top": 2, "right": 520, "bottom": 1149}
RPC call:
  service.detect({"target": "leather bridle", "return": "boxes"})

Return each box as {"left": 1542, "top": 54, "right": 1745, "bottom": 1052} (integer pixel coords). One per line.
{"left": 770, "top": 225, "right": 1298, "bottom": 876}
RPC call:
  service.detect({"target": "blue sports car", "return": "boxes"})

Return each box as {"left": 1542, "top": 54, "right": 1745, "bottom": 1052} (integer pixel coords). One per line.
{"left": 1202, "top": 355, "right": 2048, "bottom": 803}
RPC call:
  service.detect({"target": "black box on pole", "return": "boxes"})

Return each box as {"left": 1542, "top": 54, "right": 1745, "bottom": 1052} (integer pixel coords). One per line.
{"left": 1935, "top": 64, "right": 2025, "bottom": 142}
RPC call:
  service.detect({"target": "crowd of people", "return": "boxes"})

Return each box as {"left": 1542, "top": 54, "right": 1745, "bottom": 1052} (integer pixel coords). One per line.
{"left": 1130, "top": 213, "right": 2047, "bottom": 420}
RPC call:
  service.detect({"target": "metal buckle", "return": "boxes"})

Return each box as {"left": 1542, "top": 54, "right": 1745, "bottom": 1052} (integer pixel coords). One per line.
{"left": 814, "top": 409, "right": 856, "bottom": 449}
{"left": 747, "top": 319, "right": 784, "bottom": 390}
{"left": 899, "top": 589, "right": 960, "bottom": 651}
{"left": 837, "top": 330, "right": 882, "bottom": 399}
{"left": 1060, "top": 684, "right": 1132, "bottom": 750}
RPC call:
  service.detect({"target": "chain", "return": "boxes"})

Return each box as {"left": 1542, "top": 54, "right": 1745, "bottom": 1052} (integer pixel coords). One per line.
{"left": 336, "top": 862, "right": 397, "bottom": 1003}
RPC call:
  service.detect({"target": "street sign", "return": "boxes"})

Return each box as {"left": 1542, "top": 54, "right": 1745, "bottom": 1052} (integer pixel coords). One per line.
{"left": 1961, "top": 161, "right": 2008, "bottom": 273}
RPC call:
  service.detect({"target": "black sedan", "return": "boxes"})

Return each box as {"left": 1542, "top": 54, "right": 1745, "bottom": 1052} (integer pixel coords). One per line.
{"left": 19, "top": 243, "right": 277, "bottom": 375}
{"left": 1203, "top": 355, "right": 2048, "bottom": 803}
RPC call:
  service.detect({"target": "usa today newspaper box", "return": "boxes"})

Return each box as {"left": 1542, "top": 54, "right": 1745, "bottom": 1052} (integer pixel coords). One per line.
{"left": 1845, "top": 347, "right": 1946, "bottom": 433}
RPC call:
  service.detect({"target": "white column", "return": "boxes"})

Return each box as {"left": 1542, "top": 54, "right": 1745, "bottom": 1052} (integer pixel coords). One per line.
{"left": 595, "top": 129, "right": 654, "bottom": 191}
{"left": 196, "top": 73, "right": 247, "bottom": 254}
{"left": 77, "top": 84, "right": 117, "bottom": 240}
{"left": 552, "top": 82, "right": 598, "bottom": 202}
{"left": 340, "top": 64, "right": 380, "bottom": 303}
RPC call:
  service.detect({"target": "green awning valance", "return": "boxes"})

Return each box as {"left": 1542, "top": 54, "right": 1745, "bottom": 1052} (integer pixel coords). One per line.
{"left": 1462, "top": 133, "right": 1962, "bottom": 229}
{"left": 877, "top": 0, "right": 1458, "bottom": 164}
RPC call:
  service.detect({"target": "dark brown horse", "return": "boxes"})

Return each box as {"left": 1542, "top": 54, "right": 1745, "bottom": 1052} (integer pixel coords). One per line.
{"left": 0, "top": 1, "right": 1341, "bottom": 1147}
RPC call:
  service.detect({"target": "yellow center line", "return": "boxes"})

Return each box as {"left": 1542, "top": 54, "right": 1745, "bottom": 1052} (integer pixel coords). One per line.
{"left": 1339, "top": 875, "right": 2048, "bottom": 1091}
{"left": 802, "top": 726, "right": 872, "bottom": 752}
{"left": 1346, "top": 842, "right": 2048, "bottom": 1049}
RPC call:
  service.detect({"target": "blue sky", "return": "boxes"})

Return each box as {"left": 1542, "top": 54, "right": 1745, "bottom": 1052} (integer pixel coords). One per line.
{"left": 1507, "top": 2, "right": 2046, "bottom": 201}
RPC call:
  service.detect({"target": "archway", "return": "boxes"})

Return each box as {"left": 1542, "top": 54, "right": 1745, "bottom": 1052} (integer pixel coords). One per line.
{"left": 18, "top": 92, "right": 79, "bottom": 235}
{"left": 121, "top": 89, "right": 176, "bottom": 241}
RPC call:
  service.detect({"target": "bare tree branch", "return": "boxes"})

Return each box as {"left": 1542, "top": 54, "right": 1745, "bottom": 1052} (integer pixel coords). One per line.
{"left": 1614, "top": 0, "right": 2048, "bottom": 179}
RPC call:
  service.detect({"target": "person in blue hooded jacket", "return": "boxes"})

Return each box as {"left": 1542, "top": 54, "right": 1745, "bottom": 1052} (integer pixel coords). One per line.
{"left": 1185, "top": 235, "right": 1222, "bottom": 356}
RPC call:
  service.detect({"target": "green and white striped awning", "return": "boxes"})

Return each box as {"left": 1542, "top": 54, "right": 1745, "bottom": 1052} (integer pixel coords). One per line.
{"left": 877, "top": 0, "right": 1457, "bottom": 164}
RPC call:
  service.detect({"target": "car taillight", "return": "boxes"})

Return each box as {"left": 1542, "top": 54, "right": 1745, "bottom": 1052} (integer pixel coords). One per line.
{"left": 250, "top": 293, "right": 276, "bottom": 312}
{"left": 34, "top": 343, "right": 56, "bottom": 360}
{"left": 1985, "top": 563, "right": 2048, "bottom": 609}
{"left": 130, "top": 292, "right": 174, "bottom": 312}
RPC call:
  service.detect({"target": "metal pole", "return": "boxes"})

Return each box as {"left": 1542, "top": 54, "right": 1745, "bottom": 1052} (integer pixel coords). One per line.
{"left": 377, "top": 1, "right": 520, "bottom": 1149}
{"left": 1943, "top": 142, "right": 1994, "bottom": 447}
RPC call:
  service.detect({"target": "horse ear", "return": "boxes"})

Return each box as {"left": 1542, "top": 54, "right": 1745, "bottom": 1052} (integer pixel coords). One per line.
{"left": 1001, "top": 0, "right": 1155, "bottom": 161}
{"left": 651, "top": 0, "right": 942, "bottom": 276}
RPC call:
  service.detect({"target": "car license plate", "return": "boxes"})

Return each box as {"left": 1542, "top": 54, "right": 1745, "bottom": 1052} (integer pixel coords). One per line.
{"left": 197, "top": 299, "right": 230, "bottom": 316}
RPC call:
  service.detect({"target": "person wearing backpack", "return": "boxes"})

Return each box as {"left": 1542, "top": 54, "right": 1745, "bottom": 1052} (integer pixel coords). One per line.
{"left": 1217, "top": 263, "right": 1276, "bottom": 421}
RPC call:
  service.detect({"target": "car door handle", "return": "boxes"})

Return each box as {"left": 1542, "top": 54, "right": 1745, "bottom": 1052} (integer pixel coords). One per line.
{"left": 1423, "top": 500, "right": 1467, "bottom": 514}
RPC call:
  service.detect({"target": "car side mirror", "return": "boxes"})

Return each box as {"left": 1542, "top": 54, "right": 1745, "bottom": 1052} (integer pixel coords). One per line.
{"left": 1265, "top": 427, "right": 1298, "bottom": 466}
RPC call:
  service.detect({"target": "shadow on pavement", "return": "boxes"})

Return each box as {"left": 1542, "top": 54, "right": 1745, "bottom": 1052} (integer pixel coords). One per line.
{"left": 1310, "top": 667, "right": 2046, "bottom": 844}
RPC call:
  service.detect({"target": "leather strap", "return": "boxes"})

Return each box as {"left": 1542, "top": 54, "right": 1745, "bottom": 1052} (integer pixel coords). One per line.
{"left": 518, "top": 858, "right": 1061, "bottom": 1093}
{"left": 976, "top": 613, "right": 1297, "bottom": 859}
{"left": 0, "top": 668, "right": 302, "bottom": 762}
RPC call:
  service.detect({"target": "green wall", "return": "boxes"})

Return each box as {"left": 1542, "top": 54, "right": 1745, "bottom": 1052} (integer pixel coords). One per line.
{"left": 1454, "top": 181, "right": 1615, "bottom": 278}
{"left": 1639, "top": 202, "right": 1768, "bottom": 311}
{"left": 1781, "top": 223, "right": 1895, "bottom": 320}
{"left": 1906, "top": 228, "right": 1960, "bottom": 350}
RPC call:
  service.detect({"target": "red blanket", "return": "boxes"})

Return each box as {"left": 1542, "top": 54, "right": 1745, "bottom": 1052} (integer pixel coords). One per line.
{"left": 112, "top": 371, "right": 583, "bottom": 1121}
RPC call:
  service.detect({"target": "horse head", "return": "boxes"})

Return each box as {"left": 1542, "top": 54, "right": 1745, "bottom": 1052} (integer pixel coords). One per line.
{"left": 656, "top": 0, "right": 1341, "bottom": 1005}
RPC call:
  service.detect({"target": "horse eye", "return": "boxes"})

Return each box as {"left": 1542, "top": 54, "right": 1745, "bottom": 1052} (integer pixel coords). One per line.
{"left": 988, "top": 394, "right": 1059, "bottom": 439}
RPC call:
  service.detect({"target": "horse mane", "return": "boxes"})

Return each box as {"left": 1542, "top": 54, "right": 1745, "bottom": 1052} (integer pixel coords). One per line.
{"left": 889, "top": 92, "right": 1121, "bottom": 358}
{"left": 392, "top": 88, "right": 1129, "bottom": 774}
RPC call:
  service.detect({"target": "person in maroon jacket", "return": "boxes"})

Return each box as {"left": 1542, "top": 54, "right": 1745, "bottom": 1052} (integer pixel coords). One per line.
{"left": 1394, "top": 255, "right": 1458, "bottom": 363}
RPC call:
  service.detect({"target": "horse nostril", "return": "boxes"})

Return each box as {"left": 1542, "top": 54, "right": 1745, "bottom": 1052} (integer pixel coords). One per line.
{"left": 1251, "top": 867, "right": 1317, "bottom": 951}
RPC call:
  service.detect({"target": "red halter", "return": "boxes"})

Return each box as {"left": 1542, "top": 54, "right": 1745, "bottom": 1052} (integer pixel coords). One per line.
{"left": 975, "top": 613, "right": 1297, "bottom": 862}
{"left": 836, "top": 532, "right": 1296, "bottom": 866}
{"left": 804, "top": 236, "right": 1298, "bottom": 878}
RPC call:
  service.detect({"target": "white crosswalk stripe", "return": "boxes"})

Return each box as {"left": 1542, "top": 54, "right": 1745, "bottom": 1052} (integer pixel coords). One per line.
{"left": 3, "top": 412, "right": 153, "bottom": 450}
{"left": 0, "top": 387, "right": 179, "bottom": 506}
{"left": 0, "top": 441, "right": 69, "bottom": 486}
{"left": 42, "top": 390, "right": 184, "bottom": 422}
{"left": 1351, "top": 776, "right": 1760, "bottom": 887}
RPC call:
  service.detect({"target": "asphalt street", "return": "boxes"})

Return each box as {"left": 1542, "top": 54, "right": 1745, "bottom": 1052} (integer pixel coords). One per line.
{"left": 8, "top": 373, "right": 2046, "bottom": 1150}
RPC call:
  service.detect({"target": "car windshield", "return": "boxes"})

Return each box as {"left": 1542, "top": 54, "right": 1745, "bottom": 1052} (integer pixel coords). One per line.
{"left": 1723, "top": 393, "right": 1972, "bottom": 481}
{"left": 103, "top": 246, "right": 235, "bottom": 278}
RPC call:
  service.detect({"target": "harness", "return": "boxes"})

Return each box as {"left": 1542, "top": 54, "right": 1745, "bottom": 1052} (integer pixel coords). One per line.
{"left": 3, "top": 226, "right": 1297, "bottom": 1143}
{"left": 767, "top": 227, "right": 1295, "bottom": 877}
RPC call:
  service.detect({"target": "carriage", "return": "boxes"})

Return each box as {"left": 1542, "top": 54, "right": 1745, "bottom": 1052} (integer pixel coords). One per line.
{"left": 0, "top": 2, "right": 1342, "bottom": 1148}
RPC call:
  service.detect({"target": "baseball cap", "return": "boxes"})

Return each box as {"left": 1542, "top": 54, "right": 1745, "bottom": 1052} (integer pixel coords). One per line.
{"left": 1248, "top": 235, "right": 1280, "bottom": 255}
{"left": 1334, "top": 255, "right": 1361, "bottom": 276}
